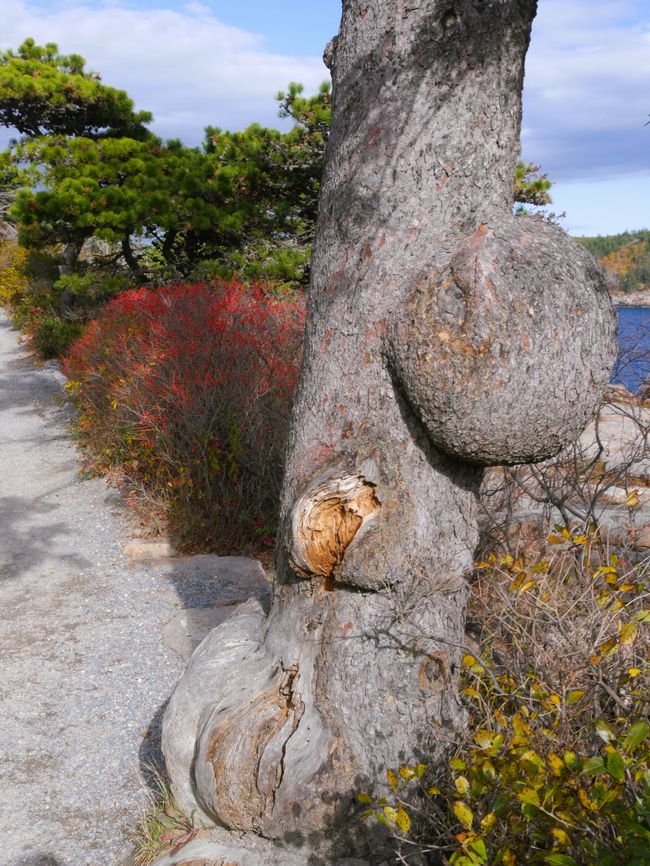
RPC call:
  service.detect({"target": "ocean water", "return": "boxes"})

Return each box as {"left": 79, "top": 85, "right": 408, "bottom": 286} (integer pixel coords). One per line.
{"left": 614, "top": 307, "right": 650, "bottom": 393}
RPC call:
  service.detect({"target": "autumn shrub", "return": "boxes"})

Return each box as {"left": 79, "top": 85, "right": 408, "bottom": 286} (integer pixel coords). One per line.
{"left": 31, "top": 315, "right": 83, "bottom": 358}
{"left": 0, "top": 239, "right": 29, "bottom": 308}
{"left": 64, "top": 280, "right": 305, "bottom": 552}
{"left": 360, "top": 528, "right": 650, "bottom": 865}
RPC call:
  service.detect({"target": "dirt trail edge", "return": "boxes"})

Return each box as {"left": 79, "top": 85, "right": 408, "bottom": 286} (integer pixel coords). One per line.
{"left": 0, "top": 313, "right": 269, "bottom": 866}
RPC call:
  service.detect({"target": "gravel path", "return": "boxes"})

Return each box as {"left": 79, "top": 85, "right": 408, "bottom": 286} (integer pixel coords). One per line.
{"left": 0, "top": 313, "right": 267, "bottom": 865}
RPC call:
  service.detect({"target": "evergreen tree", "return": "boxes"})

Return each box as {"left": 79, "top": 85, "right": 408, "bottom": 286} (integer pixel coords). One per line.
{"left": 0, "top": 38, "right": 151, "bottom": 139}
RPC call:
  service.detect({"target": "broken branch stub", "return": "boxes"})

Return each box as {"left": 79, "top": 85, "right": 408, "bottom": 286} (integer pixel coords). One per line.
{"left": 289, "top": 475, "right": 381, "bottom": 578}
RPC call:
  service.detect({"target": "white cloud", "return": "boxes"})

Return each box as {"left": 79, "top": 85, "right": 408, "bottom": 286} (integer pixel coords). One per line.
{"left": 523, "top": 0, "right": 650, "bottom": 181}
{"left": 2, "top": 0, "right": 648, "bottom": 189}
{"left": 1, "top": 0, "right": 328, "bottom": 144}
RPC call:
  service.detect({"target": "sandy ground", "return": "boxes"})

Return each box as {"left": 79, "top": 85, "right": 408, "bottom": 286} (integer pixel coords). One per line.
{"left": 0, "top": 313, "right": 268, "bottom": 865}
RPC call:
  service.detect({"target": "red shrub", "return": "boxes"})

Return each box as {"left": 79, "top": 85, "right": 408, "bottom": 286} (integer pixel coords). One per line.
{"left": 64, "top": 280, "right": 305, "bottom": 552}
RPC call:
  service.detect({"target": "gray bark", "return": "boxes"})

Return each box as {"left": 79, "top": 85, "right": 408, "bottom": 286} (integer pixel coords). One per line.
{"left": 162, "top": 0, "right": 616, "bottom": 860}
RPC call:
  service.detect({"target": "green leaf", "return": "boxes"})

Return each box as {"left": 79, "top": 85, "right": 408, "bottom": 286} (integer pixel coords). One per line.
{"left": 468, "top": 838, "right": 488, "bottom": 863}
{"left": 623, "top": 721, "right": 650, "bottom": 751}
{"left": 415, "top": 762, "right": 427, "bottom": 778}
{"left": 545, "top": 855, "right": 577, "bottom": 866}
{"left": 582, "top": 757, "right": 607, "bottom": 776}
{"left": 606, "top": 751, "right": 625, "bottom": 782}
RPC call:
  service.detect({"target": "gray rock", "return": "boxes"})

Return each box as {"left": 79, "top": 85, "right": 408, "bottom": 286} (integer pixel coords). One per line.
{"left": 0, "top": 219, "right": 17, "bottom": 242}
{"left": 123, "top": 539, "right": 177, "bottom": 560}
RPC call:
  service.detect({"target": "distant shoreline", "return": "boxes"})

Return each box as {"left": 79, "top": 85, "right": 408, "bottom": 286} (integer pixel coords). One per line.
{"left": 613, "top": 292, "right": 650, "bottom": 308}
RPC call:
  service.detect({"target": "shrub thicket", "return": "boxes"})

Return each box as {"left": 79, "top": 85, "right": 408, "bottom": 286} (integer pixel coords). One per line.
{"left": 0, "top": 239, "right": 29, "bottom": 308}
{"left": 63, "top": 281, "right": 305, "bottom": 552}
{"left": 360, "top": 528, "right": 650, "bottom": 865}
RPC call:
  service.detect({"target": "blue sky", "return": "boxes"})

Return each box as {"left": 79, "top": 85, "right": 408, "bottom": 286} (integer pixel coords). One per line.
{"left": 2, "top": 0, "right": 649, "bottom": 236}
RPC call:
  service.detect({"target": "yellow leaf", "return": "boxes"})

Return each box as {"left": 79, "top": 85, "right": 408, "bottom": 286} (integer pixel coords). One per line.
{"left": 548, "top": 534, "right": 565, "bottom": 544}
{"left": 462, "top": 687, "right": 480, "bottom": 699}
{"left": 626, "top": 490, "right": 640, "bottom": 508}
{"left": 549, "top": 753, "right": 564, "bottom": 776}
{"left": 532, "top": 560, "right": 551, "bottom": 573}
{"left": 474, "top": 730, "right": 495, "bottom": 750}
{"left": 395, "top": 806, "right": 411, "bottom": 833}
{"left": 503, "top": 850, "right": 516, "bottom": 866}
{"left": 518, "top": 787, "right": 540, "bottom": 806}
{"left": 573, "top": 535, "right": 588, "bottom": 545}
{"left": 357, "top": 793, "right": 373, "bottom": 804}
{"left": 383, "top": 805, "right": 398, "bottom": 824}
{"left": 596, "top": 636, "right": 618, "bottom": 657}
{"left": 549, "top": 693, "right": 562, "bottom": 707}
{"left": 551, "top": 827, "right": 571, "bottom": 846}
{"left": 452, "top": 800, "right": 474, "bottom": 830}
{"left": 567, "top": 690, "right": 586, "bottom": 705}
{"left": 455, "top": 775, "right": 470, "bottom": 795}
{"left": 427, "top": 786, "right": 441, "bottom": 796}
{"left": 480, "top": 811, "right": 496, "bottom": 833}
{"left": 620, "top": 622, "right": 638, "bottom": 646}
{"left": 578, "top": 788, "right": 597, "bottom": 813}
{"left": 398, "top": 765, "right": 415, "bottom": 780}
{"left": 387, "top": 769, "right": 398, "bottom": 791}
{"left": 628, "top": 667, "right": 641, "bottom": 678}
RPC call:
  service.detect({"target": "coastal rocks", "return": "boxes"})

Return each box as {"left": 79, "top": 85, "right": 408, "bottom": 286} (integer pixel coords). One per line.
{"left": 613, "top": 290, "right": 650, "bottom": 307}
{"left": 0, "top": 219, "right": 17, "bottom": 242}
{"left": 578, "top": 402, "right": 650, "bottom": 479}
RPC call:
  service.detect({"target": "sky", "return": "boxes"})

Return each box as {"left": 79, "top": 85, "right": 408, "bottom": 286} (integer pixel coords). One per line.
{"left": 1, "top": 0, "right": 649, "bottom": 237}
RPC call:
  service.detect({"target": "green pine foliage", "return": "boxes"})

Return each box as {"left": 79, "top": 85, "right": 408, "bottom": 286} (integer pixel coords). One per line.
{"left": 0, "top": 38, "right": 152, "bottom": 139}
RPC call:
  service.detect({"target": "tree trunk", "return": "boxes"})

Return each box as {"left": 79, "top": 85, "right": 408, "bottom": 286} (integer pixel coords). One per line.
{"left": 58, "top": 239, "right": 83, "bottom": 276}
{"left": 121, "top": 234, "right": 143, "bottom": 281}
{"left": 162, "top": 1, "right": 616, "bottom": 859}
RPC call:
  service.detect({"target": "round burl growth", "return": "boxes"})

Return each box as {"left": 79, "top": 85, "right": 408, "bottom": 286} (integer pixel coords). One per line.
{"left": 388, "top": 214, "right": 617, "bottom": 465}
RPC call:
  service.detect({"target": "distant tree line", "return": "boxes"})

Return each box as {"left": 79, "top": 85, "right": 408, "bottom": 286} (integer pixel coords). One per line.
{"left": 578, "top": 230, "right": 650, "bottom": 293}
